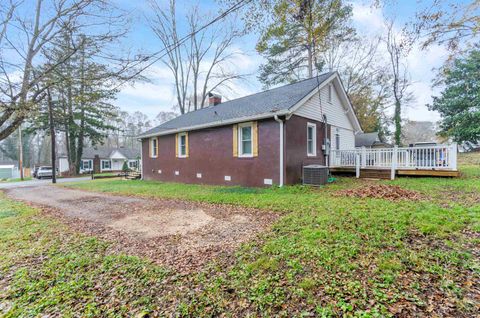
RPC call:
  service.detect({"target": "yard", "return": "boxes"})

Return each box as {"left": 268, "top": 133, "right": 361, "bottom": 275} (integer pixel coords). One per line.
{"left": 0, "top": 154, "right": 478, "bottom": 317}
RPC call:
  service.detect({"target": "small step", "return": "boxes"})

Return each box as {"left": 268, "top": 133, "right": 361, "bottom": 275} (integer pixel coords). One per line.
{"left": 359, "top": 169, "right": 391, "bottom": 179}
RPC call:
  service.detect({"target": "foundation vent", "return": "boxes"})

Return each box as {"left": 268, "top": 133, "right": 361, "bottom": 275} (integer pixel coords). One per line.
{"left": 303, "top": 165, "right": 328, "bottom": 186}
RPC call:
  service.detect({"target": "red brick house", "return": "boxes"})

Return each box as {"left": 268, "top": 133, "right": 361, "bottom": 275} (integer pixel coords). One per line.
{"left": 138, "top": 72, "right": 362, "bottom": 187}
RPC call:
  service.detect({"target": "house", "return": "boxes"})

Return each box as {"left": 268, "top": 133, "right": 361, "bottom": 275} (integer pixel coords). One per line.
{"left": 138, "top": 72, "right": 362, "bottom": 187}
{"left": 0, "top": 160, "right": 21, "bottom": 179}
{"left": 58, "top": 146, "right": 141, "bottom": 174}
{"left": 355, "top": 132, "right": 391, "bottom": 148}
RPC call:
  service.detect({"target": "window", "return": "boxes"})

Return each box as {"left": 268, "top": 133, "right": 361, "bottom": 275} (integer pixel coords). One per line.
{"left": 150, "top": 138, "right": 158, "bottom": 158}
{"left": 101, "top": 160, "right": 111, "bottom": 170}
{"left": 128, "top": 160, "right": 138, "bottom": 169}
{"left": 328, "top": 84, "right": 332, "bottom": 103}
{"left": 81, "top": 159, "right": 92, "bottom": 171}
{"left": 238, "top": 123, "right": 253, "bottom": 157}
{"left": 307, "top": 123, "right": 317, "bottom": 156}
{"left": 335, "top": 128, "right": 340, "bottom": 150}
{"left": 178, "top": 133, "right": 187, "bottom": 157}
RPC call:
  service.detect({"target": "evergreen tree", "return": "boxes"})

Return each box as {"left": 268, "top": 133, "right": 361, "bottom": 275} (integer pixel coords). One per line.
{"left": 429, "top": 49, "right": 480, "bottom": 143}
{"left": 32, "top": 28, "right": 119, "bottom": 174}
{"left": 256, "top": 0, "right": 354, "bottom": 87}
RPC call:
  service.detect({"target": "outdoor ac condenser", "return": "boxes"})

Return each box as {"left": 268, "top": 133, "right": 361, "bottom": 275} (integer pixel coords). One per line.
{"left": 302, "top": 165, "right": 328, "bottom": 186}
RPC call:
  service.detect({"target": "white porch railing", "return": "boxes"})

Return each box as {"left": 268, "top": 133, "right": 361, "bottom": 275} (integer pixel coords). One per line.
{"left": 330, "top": 143, "right": 458, "bottom": 179}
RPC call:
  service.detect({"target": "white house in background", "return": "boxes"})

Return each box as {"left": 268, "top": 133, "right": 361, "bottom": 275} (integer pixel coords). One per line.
{"left": 58, "top": 146, "right": 141, "bottom": 174}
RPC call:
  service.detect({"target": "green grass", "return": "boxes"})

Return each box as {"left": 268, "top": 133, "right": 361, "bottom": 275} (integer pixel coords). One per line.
{"left": 0, "top": 177, "right": 33, "bottom": 182}
{"left": 1, "top": 157, "right": 479, "bottom": 316}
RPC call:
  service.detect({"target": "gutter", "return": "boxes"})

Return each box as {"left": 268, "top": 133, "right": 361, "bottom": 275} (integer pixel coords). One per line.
{"left": 274, "top": 115, "right": 285, "bottom": 187}
{"left": 138, "top": 110, "right": 290, "bottom": 140}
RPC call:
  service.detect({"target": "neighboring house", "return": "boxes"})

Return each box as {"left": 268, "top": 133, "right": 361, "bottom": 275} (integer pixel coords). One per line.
{"left": 0, "top": 160, "right": 20, "bottom": 179}
{"left": 138, "top": 72, "right": 362, "bottom": 187}
{"left": 58, "top": 146, "right": 141, "bottom": 174}
{"left": 355, "top": 132, "right": 391, "bottom": 148}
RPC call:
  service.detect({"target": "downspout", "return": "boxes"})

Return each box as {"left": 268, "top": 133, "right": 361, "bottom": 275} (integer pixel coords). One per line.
{"left": 323, "top": 114, "right": 330, "bottom": 169}
{"left": 274, "top": 115, "right": 284, "bottom": 187}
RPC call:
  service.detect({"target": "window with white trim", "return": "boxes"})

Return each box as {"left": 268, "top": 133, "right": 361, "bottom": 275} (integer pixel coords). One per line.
{"left": 328, "top": 84, "right": 332, "bottom": 103}
{"left": 307, "top": 123, "right": 317, "bottom": 156}
{"left": 101, "top": 160, "right": 111, "bottom": 170}
{"left": 335, "top": 128, "right": 340, "bottom": 150}
{"left": 128, "top": 160, "right": 138, "bottom": 169}
{"left": 238, "top": 123, "right": 253, "bottom": 157}
{"left": 81, "top": 159, "right": 92, "bottom": 171}
{"left": 178, "top": 133, "right": 187, "bottom": 157}
{"left": 150, "top": 138, "right": 158, "bottom": 158}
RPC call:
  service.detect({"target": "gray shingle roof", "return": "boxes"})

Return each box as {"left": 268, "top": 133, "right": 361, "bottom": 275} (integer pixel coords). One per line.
{"left": 139, "top": 73, "right": 334, "bottom": 138}
{"left": 355, "top": 132, "right": 381, "bottom": 147}
{"left": 60, "top": 146, "right": 140, "bottom": 159}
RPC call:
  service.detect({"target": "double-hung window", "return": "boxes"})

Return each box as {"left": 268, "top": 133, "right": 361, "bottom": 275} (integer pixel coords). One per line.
{"left": 81, "top": 159, "right": 92, "bottom": 171}
{"left": 238, "top": 123, "right": 253, "bottom": 157}
{"left": 150, "top": 138, "right": 158, "bottom": 158}
{"left": 307, "top": 123, "right": 317, "bottom": 157}
{"left": 178, "top": 133, "right": 187, "bottom": 157}
{"left": 128, "top": 160, "right": 138, "bottom": 169}
{"left": 101, "top": 160, "right": 111, "bottom": 171}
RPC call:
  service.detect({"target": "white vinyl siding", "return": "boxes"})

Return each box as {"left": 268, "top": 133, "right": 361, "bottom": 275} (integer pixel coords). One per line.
{"left": 294, "top": 82, "right": 354, "bottom": 131}
{"left": 331, "top": 126, "right": 355, "bottom": 150}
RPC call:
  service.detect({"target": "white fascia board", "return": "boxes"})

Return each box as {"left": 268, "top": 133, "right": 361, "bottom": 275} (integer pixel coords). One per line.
{"left": 138, "top": 110, "right": 290, "bottom": 139}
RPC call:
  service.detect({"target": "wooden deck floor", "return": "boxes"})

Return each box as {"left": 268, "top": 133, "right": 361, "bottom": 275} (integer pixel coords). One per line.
{"left": 330, "top": 167, "right": 460, "bottom": 179}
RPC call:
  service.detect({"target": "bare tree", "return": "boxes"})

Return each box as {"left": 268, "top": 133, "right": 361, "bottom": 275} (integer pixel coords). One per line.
{"left": 148, "top": 0, "right": 245, "bottom": 114}
{"left": 385, "top": 21, "right": 412, "bottom": 146}
{"left": 322, "top": 35, "right": 392, "bottom": 135}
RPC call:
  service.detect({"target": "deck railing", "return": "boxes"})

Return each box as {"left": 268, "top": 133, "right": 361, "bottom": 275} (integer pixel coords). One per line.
{"left": 330, "top": 143, "right": 458, "bottom": 179}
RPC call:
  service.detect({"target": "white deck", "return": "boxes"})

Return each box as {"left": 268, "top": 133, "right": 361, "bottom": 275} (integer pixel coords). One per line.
{"left": 330, "top": 143, "right": 458, "bottom": 179}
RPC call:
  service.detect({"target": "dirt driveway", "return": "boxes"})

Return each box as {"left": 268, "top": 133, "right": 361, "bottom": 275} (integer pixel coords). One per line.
{"left": 5, "top": 185, "right": 279, "bottom": 272}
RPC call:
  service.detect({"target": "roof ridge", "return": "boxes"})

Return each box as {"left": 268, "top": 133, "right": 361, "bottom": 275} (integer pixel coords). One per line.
{"left": 171, "top": 72, "right": 334, "bottom": 117}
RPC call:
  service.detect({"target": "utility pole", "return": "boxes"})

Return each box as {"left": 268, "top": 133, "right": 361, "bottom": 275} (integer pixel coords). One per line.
{"left": 47, "top": 88, "right": 57, "bottom": 184}
{"left": 18, "top": 125, "right": 24, "bottom": 180}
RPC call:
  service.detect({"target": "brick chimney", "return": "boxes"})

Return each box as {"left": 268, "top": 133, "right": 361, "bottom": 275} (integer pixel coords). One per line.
{"left": 208, "top": 92, "right": 222, "bottom": 106}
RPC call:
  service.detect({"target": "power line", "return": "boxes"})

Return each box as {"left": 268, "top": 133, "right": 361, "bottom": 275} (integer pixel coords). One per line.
{"left": 113, "top": 0, "right": 253, "bottom": 90}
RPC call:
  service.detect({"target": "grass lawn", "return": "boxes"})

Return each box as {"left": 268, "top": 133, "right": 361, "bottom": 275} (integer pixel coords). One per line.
{"left": 0, "top": 177, "right": 33, "bottom": 183}
{"left": 0, "top": 154, "right": 479, "bottom": 316}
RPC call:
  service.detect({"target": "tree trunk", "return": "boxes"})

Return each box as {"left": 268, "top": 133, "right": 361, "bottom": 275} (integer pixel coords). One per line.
{"left": 394, "top": 99, "right": 401, "bottom": 146}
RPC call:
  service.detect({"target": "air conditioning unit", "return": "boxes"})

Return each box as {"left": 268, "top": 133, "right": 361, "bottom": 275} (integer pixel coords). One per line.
{"left": 303, "top": 165, "right": 328, "bottom": 186}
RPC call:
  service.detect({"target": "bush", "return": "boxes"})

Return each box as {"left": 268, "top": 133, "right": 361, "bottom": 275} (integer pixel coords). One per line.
{"left": 121, "top": 161, "right": 130, "bottom": 173}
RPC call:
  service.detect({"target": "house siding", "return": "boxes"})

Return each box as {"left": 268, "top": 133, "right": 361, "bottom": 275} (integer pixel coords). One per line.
{"left": 141, "top": 118, "right": 280, "bottom": 187}
{"left": 284, "top": 115, "right": 330, "bottom": 185}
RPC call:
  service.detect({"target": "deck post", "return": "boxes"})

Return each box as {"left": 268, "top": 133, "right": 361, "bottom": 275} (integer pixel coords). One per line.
{"left": 361, "top": 146, "right": 366, "bottom": 168}
{"left": 451, "top": 143, "right": 458, "bottom": 170}
{"left": 355, "top": 153, "right": 360, "bottom": 178}
{"left": 391, "top": 146, "right": 398, "bottom": 180}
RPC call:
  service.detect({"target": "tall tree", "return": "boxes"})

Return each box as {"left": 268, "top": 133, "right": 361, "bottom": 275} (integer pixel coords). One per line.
{"left": 32, "top": 31, "right": 120, "bottom": 174}
{"left": 322, "top": 35, "right": 391, "bottom": 135}
{"left": 429, "top": 49, "right": 480, "bottom": 143}
{"left": 412, "top": 0, "right": 480, "bottom": 51}
{"left": 255, "top": 0, "right": 354, "bottom": 87}
{"left": 385, "top": 21, "right": 412, "bottom": 146}
{"left": 148, "top": 0, "right": 245, "bottom": 114}
{"left": 0, "top": 0, "right": 126, "bottom": 141}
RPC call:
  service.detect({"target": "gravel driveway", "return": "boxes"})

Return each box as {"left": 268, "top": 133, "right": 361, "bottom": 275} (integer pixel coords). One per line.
{"left": 5, "top": 185, "right": 279, "bottom": 272}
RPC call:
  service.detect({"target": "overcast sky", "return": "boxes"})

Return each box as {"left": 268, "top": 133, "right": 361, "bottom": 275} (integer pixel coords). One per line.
{"left": 113, "top": 0, "right": 461, "bottom": 122}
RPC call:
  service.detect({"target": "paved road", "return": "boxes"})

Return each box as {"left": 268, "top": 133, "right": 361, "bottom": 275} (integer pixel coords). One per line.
{"left": 0, "top": 176, "right": 91, "bottom": 189}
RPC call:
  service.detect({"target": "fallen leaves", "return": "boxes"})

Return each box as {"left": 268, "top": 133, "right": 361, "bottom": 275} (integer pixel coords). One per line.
{"left": 334, "top": 184, "right": 424, "bottom": 202}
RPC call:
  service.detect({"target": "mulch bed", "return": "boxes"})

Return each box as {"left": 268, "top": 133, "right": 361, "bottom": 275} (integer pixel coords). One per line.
{"left": 334, "top": 184, "right": 424, "bottom": 201}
